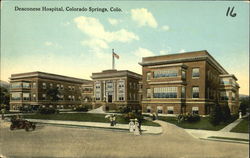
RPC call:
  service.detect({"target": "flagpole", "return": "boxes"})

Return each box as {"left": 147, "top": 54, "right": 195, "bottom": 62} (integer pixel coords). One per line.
{"left": 112, "top": 49, "right": 115, "bottom": 69}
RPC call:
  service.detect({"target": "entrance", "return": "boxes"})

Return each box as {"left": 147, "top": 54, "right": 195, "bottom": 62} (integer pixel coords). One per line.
{"left": 108, "top": 95, "right": 113, "bottom": 103}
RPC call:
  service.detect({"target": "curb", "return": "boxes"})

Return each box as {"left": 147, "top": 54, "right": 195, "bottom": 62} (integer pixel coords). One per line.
{"left": 200, "top": 138, "right": 249, "bottom": 144}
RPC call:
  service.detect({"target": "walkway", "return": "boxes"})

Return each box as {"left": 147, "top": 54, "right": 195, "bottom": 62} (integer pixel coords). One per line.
{"left": 23, "top": 119, "right": 163, "bottom": 134}
{"left": 87, "top": 106, "right": 105, "bottom": 114}
{"left": 220, "top": 114, "right": 249, "bottom": 132}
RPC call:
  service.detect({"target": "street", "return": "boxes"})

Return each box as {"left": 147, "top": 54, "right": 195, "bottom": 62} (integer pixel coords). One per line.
{"left": 0, "top": 120, "right": 248, "bottom": 158}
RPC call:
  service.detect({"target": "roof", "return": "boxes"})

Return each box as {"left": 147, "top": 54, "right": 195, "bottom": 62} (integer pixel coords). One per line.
{"left": 10, "top": 71, "right": 91, "bottom": 84}
{"left": 91, "top": 69, "right": 142, "bottom": 80}
{"left": 139, "top": 50, "right": 228, "bottom": 74}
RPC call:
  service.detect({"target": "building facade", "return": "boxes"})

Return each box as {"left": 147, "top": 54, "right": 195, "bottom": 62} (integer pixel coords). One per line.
{"left": 91, "top": 69, "right": 142, "bottom": 111}
{"left": 139, "top": 50, "right": 240, "bottom": 115}
{"left": 10, "top": 71, "right": 91, "bottom": 111}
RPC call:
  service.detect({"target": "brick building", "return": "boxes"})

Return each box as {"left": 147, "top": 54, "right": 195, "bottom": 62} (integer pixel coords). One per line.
{"left": 139, "top": 50, "right": 240, "bottom": 115}
{"left": 91, "top": 69, "right": 142, "bottom": 111}
{"left": 9, "top": 71, "right": 91, "bottom": 111}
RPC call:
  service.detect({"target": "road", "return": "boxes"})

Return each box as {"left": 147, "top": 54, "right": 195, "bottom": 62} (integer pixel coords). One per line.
{"left": 0, "top": 120, "right": 248, "bottom": 158}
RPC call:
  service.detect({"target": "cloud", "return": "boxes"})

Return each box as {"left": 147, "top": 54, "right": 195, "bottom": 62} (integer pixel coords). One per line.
{"left": 81, "top": 39, "right": 109, "bottom": 49}
{"left": 74, "top": 16, "right": 139, "bottom": 43}
{"left": 161, "top": 25, "right": 170, "bottom": 31}
{"left": 133, "top": 47, "right": 155, "bottom": 57}
{"left": 108, "top": 18, "right": 121, "bottom": 25}
{"left": 159, "top": 46, "right": 171, "bottom": 55}
{"left": 131, "top": 8, "right": 158, "bottom": 28}
{"left": 45, "top": 42, "right": 53, "bottom": 46}
{"left": 179, "top": 49, "right": 186, "bottom": 53}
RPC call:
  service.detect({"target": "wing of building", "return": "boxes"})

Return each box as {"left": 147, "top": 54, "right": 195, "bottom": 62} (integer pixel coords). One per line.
{"left": 139, "top": 50, "right": 240, "bottom": 115}
{"left": 9, "top": 71, "right": 92, "bottom": 111}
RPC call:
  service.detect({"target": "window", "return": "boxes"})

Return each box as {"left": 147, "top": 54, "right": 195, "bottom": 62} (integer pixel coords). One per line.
{"left": 118, "top": 94, "right": 124, "bottom": 101}
{"left": 181, "top": 87, "right": 186, "bottom": 98}
{"left": 192, "top": 68, "right": 200, "bottom": 78}
{"left": 220, "top": 78, "right": 230, "bottom": 85}
{"left": 50, "top": 83, "right": 53, "bottom": 88}
{"left": 153, "top": 69, "right": 178, "bottom": 78}
{"left": 42, "top": 83, "right": 46, "bottom": 89}
{"left": 146, "top": 72, "right": 151, "bottom": 80}
{"left": 72, "top": 86, "right": 75, "bottom": 91}
{"left": 157, "top": 106, "right": 163, "bottom": 114}
{"left": 192, "top": 107, "right": 199, "bottom": 115}
{"left": 11, "top": 82, "right": 22, "bottom": 89}
{"left": 95, "top": 93, "right": 101, "bottom": 101}
{"left": 182, "top": 70, "right": 186, "bottom": 79}
{"left": 33, "top": 94, "right": 36, "bottom": 101}
{"left": 129, "top": 82, "right": 132, "bottom": 89}
{"left": 167, "top": 106, "right": 174, "bottom": 114}
{"left": 220, "top": 91, "right": 229, "bottom": 100}
{"left": 42, "top": 94, "right": 46, "bottom": 100}
{"left": 61, "top": 85, "right": 64, "bottom": 90}
{"left": 118, "top": 80, "right": 125, "bottom": 88}
{"left": 147, "top": 89, "right": 151, "bottom": 98}
{"left": 192, "top": 87, "right": 199, "bottom": 98}
{"left": 23, "top": 93, "right": 30, "bottom": 101}
{"left": 68, "top": 86, "right": 72, "bottom": 90}
{"left": 146, "top": 106, "right": 151, "bottom": 113}
{"left": 232, "top": 92, "right": 235, "bottom": 100}
{"left": 57, "top": 84, "right": 60, "bottom": 89}
{"left": 72, "top": 96, "right": 75, "bottom": 101}
{"left": 11, "top": 92, "right": 21, "bottom": 100}
{"left": 23, "top": 82, "right": 30, "bottom": 88}
{"left": 153, "top": 87, "right": 177, "bottom": 98}
{"left": 32, "top": 82, "right": 36, "bottom": 88}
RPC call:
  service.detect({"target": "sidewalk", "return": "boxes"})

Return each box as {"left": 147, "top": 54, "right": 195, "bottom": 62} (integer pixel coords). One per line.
{"left": 24, "top": 119, "right": 163, "bottom": 134}
{"left": 185, "top": 116, "right": 249, "bottom": 144}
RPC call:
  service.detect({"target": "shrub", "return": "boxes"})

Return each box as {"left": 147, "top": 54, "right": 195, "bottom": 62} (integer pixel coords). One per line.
{"left": 209, "top": 105, "right": 223, "bottom": 126}
{"left": 119, "top": 106, "right": 132, "bottom": 113}
{"left": 38, "top": 107, "right": 58, "bottom": 114}
{"left": 221, "top": 105, "right": 231, "bottom": 123}
{"left": 177, "top": 113, "right": 200, "bottom": 123}
{"left": 122, "top": 112, "right": 143, "bottom": 122}
{"left": 74, "top": 105, "right": 88, "bottom": 112}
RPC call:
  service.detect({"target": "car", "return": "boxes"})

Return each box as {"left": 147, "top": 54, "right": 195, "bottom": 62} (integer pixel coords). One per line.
{"left": 10, "top": 115, "right": 36, "bottom": 132}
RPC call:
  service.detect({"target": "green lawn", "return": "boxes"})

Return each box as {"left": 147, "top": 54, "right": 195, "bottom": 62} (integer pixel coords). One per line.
{"left": 230, "top": 116, "right": 249, "bottom": 133}
{"left": 158, "top": 115, "right": 238, "bottom": 131}
{"left": 22, "top": 113, "right": 160, "bottom": 127}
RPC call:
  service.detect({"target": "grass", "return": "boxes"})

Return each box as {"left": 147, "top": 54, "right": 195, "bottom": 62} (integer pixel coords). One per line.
{"left": 22, "top": 113, "right": 160, "bottom": 127}
{"left": 158, "top": 115, "right": 238, "bottom": 131}
{"left": 208, "top": 136, "right": 249, "bottom": 142}
{"left": 230, "top": 116, "right": 249, "bottom": 133}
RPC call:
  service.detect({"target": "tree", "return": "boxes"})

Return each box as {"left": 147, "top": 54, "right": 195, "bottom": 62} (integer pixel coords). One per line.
{"left": 239, "top": 96, "right": 250, "bottom": 115}
{"left": 46, "top": 88, "right": 60, "bottom": 102}
{"left": 221, "top": 105, "right": 231, "bottom": 123}
{"left": 0, "top": 86, "right": 10, "bottom": 110}
{"left": 209, "top": 104, "right": 223, "bottom": 126}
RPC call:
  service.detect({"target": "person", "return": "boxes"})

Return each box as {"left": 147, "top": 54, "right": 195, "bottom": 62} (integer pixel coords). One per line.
{"left": 152, "top": 113, "right": 156, "bottom": 120}
{"left": 128, "top": 119, "right": 135, "bottom": 132}
{"left": 113, "top": 114, "right": 116, "bottom": 126}
{"left": 239, "top": 111, "right": 242, "bottom": 119}
{"left": 109, "top": 115, "right": 114, "bottom": 126}
{"left": 134, "top": 118, "right": 141, "bottom": 136}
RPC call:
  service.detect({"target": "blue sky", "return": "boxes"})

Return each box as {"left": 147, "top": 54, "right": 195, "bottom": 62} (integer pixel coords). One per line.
{"left": 1, "top": 1, "right": 249, "bottom": 95}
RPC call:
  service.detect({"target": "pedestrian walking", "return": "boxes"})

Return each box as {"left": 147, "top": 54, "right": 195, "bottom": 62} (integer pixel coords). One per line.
{"left": 128, "top": 119, "right": 135, "bottom": 132}
{"left": 134, "top": 118, "right": 141, "bottom": 136}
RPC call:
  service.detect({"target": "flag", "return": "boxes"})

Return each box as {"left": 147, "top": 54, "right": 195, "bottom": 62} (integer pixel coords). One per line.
{"left": 113, "top": 52, "right": 119, "bottom": 59}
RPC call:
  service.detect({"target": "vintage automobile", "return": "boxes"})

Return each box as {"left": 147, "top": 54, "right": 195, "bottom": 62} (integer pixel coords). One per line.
{"left": 10, "top": 116, "right": 36, "bottom": 132}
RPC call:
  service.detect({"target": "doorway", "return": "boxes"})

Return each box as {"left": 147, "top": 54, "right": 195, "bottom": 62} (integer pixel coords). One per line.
{"left": 108, "top": 95, "right": 112, "bottom": 103}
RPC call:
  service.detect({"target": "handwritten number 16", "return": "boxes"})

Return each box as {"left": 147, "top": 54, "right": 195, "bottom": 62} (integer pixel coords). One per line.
{"left": 226, "top": 7, "right": 236, "bottom": 17}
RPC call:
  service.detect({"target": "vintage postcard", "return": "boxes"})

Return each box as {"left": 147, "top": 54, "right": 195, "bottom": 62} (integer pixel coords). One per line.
{"left": 0, "top": 0, "right": 249, "bottom": 158}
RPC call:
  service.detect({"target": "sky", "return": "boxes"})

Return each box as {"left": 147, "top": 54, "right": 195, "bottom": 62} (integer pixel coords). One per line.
{"left": 0, "top": 1, "right": 249, "bottom": 95}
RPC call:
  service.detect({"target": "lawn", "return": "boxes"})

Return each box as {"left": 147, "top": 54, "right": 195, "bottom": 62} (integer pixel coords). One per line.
{"left": 22, "top": 113, "right": 160, "bottom": 127}
{"left": 158, "top": 115, "right": 238, "bottom": 131}
{"left": 230, "top": 116, "right": 249, "bottom": 133}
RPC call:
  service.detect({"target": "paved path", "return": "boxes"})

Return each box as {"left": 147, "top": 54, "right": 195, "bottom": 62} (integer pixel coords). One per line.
{"left": 220, "top": 119, "right": 243, "bottom": 132}
{"left": 87, "top": 106, "right": 105, "bottom": 114}
{"left": 24, "top": 119, "right": 163, "bottom": 134}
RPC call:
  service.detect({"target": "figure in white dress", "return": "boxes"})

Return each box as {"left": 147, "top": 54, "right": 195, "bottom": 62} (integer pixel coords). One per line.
{"left": 128, "top": 119, "right": 135, "bottom": 132}
{"left": 134, "top": 118, "right": 141, "bottom": 136}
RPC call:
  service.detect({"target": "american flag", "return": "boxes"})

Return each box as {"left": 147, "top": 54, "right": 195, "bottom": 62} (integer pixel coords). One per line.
{"left": 113, "top": 52, "right": 119, "bottom": 59}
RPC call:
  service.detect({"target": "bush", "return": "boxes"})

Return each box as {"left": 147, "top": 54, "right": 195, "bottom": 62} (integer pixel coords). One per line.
{"left": 177, "top": 113, "right": 200, "bottom": 123}
{"left": 74, "top": 105, "right": 88, "bottom": 112}
{"left": 221, "top": 105, "right": 231, "bottom": 123}
{"left": 209, "top": 105, "right": 223, "bottom": 126}
{"left": 38, "top": 107, "right": 58, "bottom": 114}
{"left": 122, "top": 112, "right": 143, "bottom": 122}
{"left": 119, "top": 106, "right": 132, "bottom": 113}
